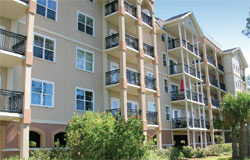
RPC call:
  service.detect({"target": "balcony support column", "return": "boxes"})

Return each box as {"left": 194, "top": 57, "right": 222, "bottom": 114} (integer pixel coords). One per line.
{"left": 200, "top": 131, "right": 203, "bottom": 148}
{"left": 191, "top": 104, "right": 194, "bottom": 128}
{"left": 203, "top": 106, "right": 206, "bottom": 130}
{"left": 192, "top": 131, "right": 196, "bottom": 149}
{"left": 20, "top": 1, "right": 36, "bottom": 159}
{"left": 187, "top": 130, "right": 191, "bottom": 146}
{"left": 184, "top": 28, "right": 188, "bottom": 48}
{"left": 204, "top": 131, "right": 207, "bottom": 147}
{"left": 198, "top": 106, "right": 201, "bottom": 128}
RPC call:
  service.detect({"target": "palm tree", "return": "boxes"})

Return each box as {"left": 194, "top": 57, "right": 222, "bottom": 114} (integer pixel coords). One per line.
{"left": 221, "top": 93, "right": 239, "bottom": 158}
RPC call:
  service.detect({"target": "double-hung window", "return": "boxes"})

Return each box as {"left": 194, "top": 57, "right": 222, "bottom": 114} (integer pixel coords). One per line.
{"left": 164, "top": 78, "right": 168, "bottom": 93}
{"left": 34, "top": 34, "right": 55, "bottom": 62}
{"left": 37, "top": 0, "right": 57, "bottom": 21}
{"left": 76, "top": 88, "right": 94, "bottom": 111}
{"left": 163, "top": 52, "right": 167, "bottom": 67}
{"left": 77, "top": 11, "right": 95, "bottom": 36}
{"left": 165, "top": 106, "right": 170, "bottom": 120}
{"left": 31, "top": 79, "right": 54, "bottom": 107}
{"left": 76, "top": 48, "right": 94, "bottom": 72}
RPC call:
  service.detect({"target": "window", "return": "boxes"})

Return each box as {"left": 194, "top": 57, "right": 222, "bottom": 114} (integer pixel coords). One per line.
{"left": 76, "top": 88, "right": 94, "bottom": 111}
{"left": 77, "top": 11, "right": 95, "bottom": 36}
{"left": 164, "top": 78, "right": 168, "bottom": 93}
{"left": 89, "top": 0, "right": 95, "bottom": 2}
{"left": 161, "top": 34, "right": 165, "bottom": 42}
{"left": 31, "top": 79, "right": 54, "bottom": 107}
{"left": 148, "top": 102, "right": 155, "bottom": 112}
{"left": 34, "top": 34, "right": 55, "bottom": 62}
{"left": 37, "top": 0, "right": 57, "bottom": 21}
{"left": 163, "top": 53, "right": 167, "bottom": 67}
{"left": 166, "top": 106, "right": 170, "bottom": 120}
{"left": 76, "top": 48, "right": 94, "bottom": 72}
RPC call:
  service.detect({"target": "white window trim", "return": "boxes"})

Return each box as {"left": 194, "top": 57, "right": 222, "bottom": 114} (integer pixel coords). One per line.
{"left": 34, "top": 32, "right": 57, "bottom": 63}
{"left": 75, "top": 87, "right": 95, "bottom": 112}
{"left": 76, "top": 47, "right": 95, "bottom": 73}
{"left": 111, "top": 97, "right": 120, "bottom": 109}
{"left": 31, "top": 78, "right": 55, "bottom": 108}
{"left": 77, "top": 10, "right": 95, "bottom": 37}
{"left": 37, "top": 0, "right": 58, "bottom": 22}
{"left": 165, "top": 105, "right": 170, "bottom": 121}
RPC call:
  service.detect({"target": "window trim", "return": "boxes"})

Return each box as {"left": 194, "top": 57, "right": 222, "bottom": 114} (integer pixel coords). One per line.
{"left": 36, "top": 0, "right": 58, "bottom": 21}
{"left": 76, "top": 47, "right": 95, "bottom": 73}
{"left": 165, "top": 105, "right": 170, "bottom": 121}
{"left": 31, "top": 78, "right": 55, "bottom": 108}
{"left": 163, "top": 52, "right": 167, "bottom": 67}
{"left": 75, "top": 87, "right": 95, "bottom": 112}
{"left": 77, "top": 10, "right": 95, "bottom": 37}
{"left": 111, "top": 97, "right": 120, "bottom": 109}
{"left": 34, "top": 32, "right": 57, "bottom": 63}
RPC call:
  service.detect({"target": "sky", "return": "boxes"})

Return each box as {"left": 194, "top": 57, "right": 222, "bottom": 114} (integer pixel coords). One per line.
{"left": 154, "top": 0, "right": 250, "bottom": 76}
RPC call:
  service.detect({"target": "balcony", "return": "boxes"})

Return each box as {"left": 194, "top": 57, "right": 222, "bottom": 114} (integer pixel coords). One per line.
{"left": 105, "top": 33, "right": 119, "bottom": 49}
{"left": 168, "top": 38, "right": 199, "bottom": 56}
{"left": 0, "top": 29, "right": 26, "bottom": 67}
{"left": 189, "top": 66, "right": 196, "bottom": 77}
{"left": 143, "top": 43, "right": 154, "bottom": 58}
{"left": 125, "top": 34, "right": 138, "bottom": 50}
{"left": 220, "top": 82, "right": 226, "bottom": 91}
{"left": 218, "top": 63, "right": 224, "bottom": 72}
{"left": 192, "top": 92, "right": 198, "bottom": 102}
{"left": 207, "top": 55, "right": 216, "bottom": 67}
{"left": 105, "top": 0, "right": 118, "bottom": 16}
{"left": 147, "top": 111, "right": 157, "bottom": 125}
{"left": 0, "top": 89, "right": 23, "bottom": 114}
{"left": 20, "top": 0, "right": 29, "bottom": 3}
{"left": 201, "top": 119, "right": 205, "bottom": 128}
{"left": 171, "top": 90, "right": 190, "bottom": 101}
{"left": 106, "top": 108, "right": 141, "bottom": 117}
{"left": 169, "top": 63, "right": 183, "bottom": 75}
{"left": 145, "top": 76, "right": 156, "bottom": 90}
{"left": 106, "top": 69, "right": 140, "bottom": 86}
{"left": 124, "top": 1, "right": 137, "bottom": 18}
{"left": 172, "top": 117, "right": 188, "bottom": 128}
{"left": 206, "top": 120, "right": 210, "bottom": 129}
{"left": 209, "top": 77, "right": 218, "bottom": 87}
{"left": 141, "top": 12, "right": 152, "bottom": 27}
{"left": 211, "top": 97, "right": 220, "bottom": 109}
{"left": 169, "top": 64, "right": 201, "bottom": 81}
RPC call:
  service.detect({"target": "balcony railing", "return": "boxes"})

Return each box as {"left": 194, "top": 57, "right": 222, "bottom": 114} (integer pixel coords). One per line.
{"left": 0, "top": 29, "right": 26, "bottom": 56}
{"left": 145, "top": 76, "right": 156, "bottom": 90}
{"left": 218, "top": 63, "right": 224, "bottom": 72}
{"left": 125, "top": 34, "right": 138, "bottom": 50}
{"left": 105, "top": 0, "right": 118, "bottom": 16}
{"left": 143, "top": 43, "right": 154, "bottom": 58}
{"left": 171, "top": 90, "right": 191, "bottom": 101}
{"left": 201, "top": 119, "right": 205, "bottom": 128}
{"left": 0, "top": 89, "right": 23, "bottom": 114}
{"left": 207, "top": 55, "right": 216, "bottom": 66}
{"left": 206, "top": 120, "right": 210, "bottom": 129}
{"left": 194, "top": 118, "right": 200, "bottom": 128}
{"left": 141, "top": 12, "right": 152, "bottom": 27}
{"left": 209, "top": 77, "right": 218, "bottom": 87}
{"left": 106, "top": 108, "right": 141, "bottom": 117}
{"left": 187, "top": 42, "right": 194, "bottom": 52}
{"left": 124, "top": 1, "right": 137, "bottom": 17}
{"left": 220, "top": 82, "right": 226, "bottom": 91}
{"left": 105, "top": 33, "right": 119, "bottom": 49}
{"left": 147, "top": 111, "right": 157, "bottom": 124}
{"left": 189, "top": 66, "right": 196, "bottom": 77}
{"left": 197, "top": 71, "right": 201, "bottom": 79}
{"left": 199, "top": 94, "right": 203, "bottom": 103}
{"left": 168, "top": 38, "right": 185, "bottom": 50}
{"left": 20, "top": 0, "right": 29, "bottom": 4}
{"left": 126, "top": 69, "right": 140, "bottom": 86}
{"left": 169, "top": 63, "right": 182, "bottom": 75}
{"left": 211, "top": 97, "right": 220, "bottom": 108}
{"left": 172, "top": 117, "right": 187, "bottom": 128}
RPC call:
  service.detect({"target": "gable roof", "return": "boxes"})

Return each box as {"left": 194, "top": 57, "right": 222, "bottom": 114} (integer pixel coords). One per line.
{"left": 155, "top": 18, "right": 167, "bottom": 32}
{"left": 165, "top": 11, "right": 191, "bottom": 23}
{"left": 223, "top": 48, "right": 238, "bottom": 53}
{"left": 223, "top": 47, "right": 249, "bottom": 68}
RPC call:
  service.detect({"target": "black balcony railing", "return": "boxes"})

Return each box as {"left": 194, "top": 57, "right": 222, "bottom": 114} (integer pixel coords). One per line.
{"left": 204, "top": 97, "right": 208, "bottom": 106}
{"left": 169, "top": 63, "right": 183, "bottom": 75}
{"left": 143, "top": 43, "right": 154, "bottom": 58}
{"left": 192, "top": 92, "right": 198, "bottom": 102}
{"left": 168, "top": 38, "right": 185, "bottom": 50}
{"left": 0, "top": 89, "right": 23, "bottom": 114}
{"left": 206, "top": 120, "right": 210, "bottom": 129}
{"left": 147, "top": 111, "right": 157, "bottom": 124}
{"left": 189, "top": 118, "right": 193, "bottom": 127}
{"left": 207, "top": 55, "right": 216, "bottom": 66}
{"left": 220, "top": 82, "right": 226, "bottom": 91}
{"left": 211, "top": 97, "right": 220, "bottom": 108}
{"left": 106, "top": 108, "right": 121, "bottom": 116}
{"left": 201, "top": 119, "right": 205, "bottom": 128}
{"left": 105, "top": 0, "right": 118, "bottom": 16}
{"left": 106, "top": 69, "right": 120, "bottom": 85}
{"left": 197, "top": 71, "right": 201, "bottom": 79}
{"left": 209, "top": 77, "right": 218, "bottom": 87}
{"left": 20, "top": 0, "right": 29, "bottom": 4}
{"left": 218, "top": 64, "right": 224, "bottom": 72}
{"left": 105, "top": 33, "right": 119, "bottom": 49}
{"left": 125, "top": 34, "right": 138, "bottom": 50}
{"left": 194, "top": 118, "right": 200, "bottom": 128}
{"left": 0, "top": 29, "right": 26, "bottom": 55}
{"left": 189, "top": 66, "right": 196, "bottom": 77}
{"left": 126, "top": 70, "right": 140, "bottom": 86}
{"left": 199, "top": 94, "right": 203, "bottom": 103}
{"left": 106, "top": 108, "right": 141, "bottom": 117}
{"left": 172, "top": 117, "right": 187, "bottom": 128}
{"left": 187, "top": 42, "right": 194, "bottom": 52}
{"left": 171, "top": 90, "right": 191, "bottom": 101}
{"left": 141, "top": 12, "right": 152, "bottom": 27}
{"left": 124, "top": 1, "right": 137, "bottom": 17}
{"left": 195, "top": 48, "right": 199, "bottom": 56}
{"left": 145, "top": 76, "right": 156, "bottom": 90}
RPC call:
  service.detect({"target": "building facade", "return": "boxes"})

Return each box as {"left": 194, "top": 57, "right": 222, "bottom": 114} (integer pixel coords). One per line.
{"left": 0, "top": 0, "right": 248, "bottom": 159}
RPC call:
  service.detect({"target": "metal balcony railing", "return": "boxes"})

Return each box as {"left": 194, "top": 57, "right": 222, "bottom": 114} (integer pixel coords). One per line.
{"left": 169, "top": 63, "right": 183, "bottom": 75}
{"left": 209, "top": 77, "right": 218, "bottom": 87}
{"left": 20, "top": 0, "right": 29, "bottom": 4}
{"left": 194, "top": 118, "right": 200, "bottom": 128}
{"left": 211, "top": 97, "right": 220, "bottom": 108}
{"left": 220, "top": 82, "right": 226, "bottom": 91}
{"left": 189, "top": 66, "right": 196, "bottom": 77}
{"left": 187, "top": 42, "right": 194, "bottom": 52}
{"left": 141, "top": 12, "right": 152, "bottom": 26}
{"left": 199, "top": 94, "right": 203, "bottom": 103}
{"left": 201, "top": 119, "right": 205, "bottom": 128}
{"left": 0, "top": 89, "right": 23, "bottom": 114}
{"left": 171, "top": 90, "right": 191, "bottom": 101}
{"left": 124, "top": 1, "right": 137, "bottom": 17}
{"left": 172, "top": 117, "right": 188, "bottom": 128}
{"left": 204, "top": 97, "right": 208, "bottom": 106}
{"left": 168, "top": 38, "right": 186, "bottom": 50}
{"left": 105, "top": 33, "right": 119, "bottom": 49}
{"left": 105, "top": 0, "right": 118, "bottom": 16}
{"left": 126, "top": 69, "right": 140, "bottom": 86}
{"left": 218, "top": 63, "right": 224, "bottom": 72}
{"left": 125, "top": 34, "right": 138, "bottom": 50}
{"left": 147, "top": 111, "right": 157, "bottom": 124}
{"left": 0, "top": 29, "right": 26, "bottom": 55}
{"left": 197, "top": 71, "right": 201, "bottom": 79}
{"left": 143, "top": 42, "right": 154, "bottom": 58}
{"left": 206, "top": 120, "right": 210, "bottom": 129}
{"left": 106, "top": 108, "right": 141, "bottom": 117}
{"left": 207, "top": 55, "right": 216, "bottom": 66}
{"left": 192, "top": 92, "right": 198, "bottom": 102}
{"left": 145, "top": 76, "right": 156, "bottom": 90}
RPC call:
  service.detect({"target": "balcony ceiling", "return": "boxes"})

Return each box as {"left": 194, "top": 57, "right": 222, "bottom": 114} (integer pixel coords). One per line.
{"left": 0, "top": 0, "right": 28, "bottom": 20}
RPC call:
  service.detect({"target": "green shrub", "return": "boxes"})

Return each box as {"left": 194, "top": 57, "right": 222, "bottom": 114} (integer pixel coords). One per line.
{"left": 194, "top": 147, "right": 206, "bottom": 158}
{"left": 29, "top": 141, "right": 37, "bottom": 148}
{"left": 182, "top": 146, "right": 194, "bottom": 158}
{"left": 205, "top": 144, "right": 223, "bottom": 156}
{"left": 66, "top": 112, "right": 146, "bottom": 160}
{"left": 215, "top": 135, "right": 224, "bottom": 144}
{"left": 3, "top": 155, "right": 20, "bottom": 160}
{"left": 168, "top": 147, "right": 184, "bottom": 160}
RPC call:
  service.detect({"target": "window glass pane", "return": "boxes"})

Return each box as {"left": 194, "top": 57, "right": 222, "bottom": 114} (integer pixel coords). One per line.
{"left": 85, "top": 91, "right": 93, "bottom": 101}
{"left": 86, "top": 17, "right": 93, "bottom": 27}
{"left": 85, "top": 62, "right": 92, "bottom": 72}
{"left": 48, "top": 0, "right": 57, "bottom": 11}
{"left": 78, "top": 23, "right": 85, "bottom": 32}
{"left": 77, "top": 49, "right": 85, "bottom": 59}
{"left": 47, "top": 9, "right": 56, "bottom": 20}
{"left": 86, "top": 52, "right": 93, "bottom": 62}
{"left": 86, "top": 26, "right": 93, "bottom": 35}
{"left": 37, "top": 5, "right": 46, "bottom": 16}
{"left": 43, "top": 95, "right": 52, "bottom": 106}
{"left": 34, "top": 35, "right": 44, "bottom": 47}
{"left": 77, "top": 100, "right": 84, "bottom": 111}
{"left": 31, "top": 93, "right": 41, "bottom": 105}
{"left": 44, "top": 50, "right": 54, "bottom": 61}
{"left": 34, "top": 47, "right": 43, "bottom": 59}
{"left": 77, "top": 49, "right": 85, "bottom": 69}
{"left": 76, "top": 89, "right": 84, "bottom": 100}
{"left": 32, "top": 81, "right": 42, "bottom": 93}
{"left": 85, "top": 102, "right": 93, "bottom": 111}
{"left": 78, "top": 14, "right": 85, "bottom": 24}
{"left": 37, "top": 0, "right": 46, "bottom": 6}
{"left": 43, "top": 83, "right": 53, "bottom": 94}
{"left": 45, "top": 39, "right": 54, "bottom": 51}
{"left": 112, "top": 100, "right": 119, "bottom": 109}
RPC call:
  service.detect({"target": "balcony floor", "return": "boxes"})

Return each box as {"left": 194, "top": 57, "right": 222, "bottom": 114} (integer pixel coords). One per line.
{"left": 0, "top": 111, "right": 23, "bottom": 121}
{"left": 106, "top": 83, "right": 140, "bottom": 96}
{"left": 0, "top": 49, "right": 25, "bottom": 68}
{"left": 0, "top": 0, "right": 28, "bottom": 20}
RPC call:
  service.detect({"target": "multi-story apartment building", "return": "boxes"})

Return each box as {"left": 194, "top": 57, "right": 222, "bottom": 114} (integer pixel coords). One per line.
{"left": 0, "top": 0, "right": 248, "bottom": 159}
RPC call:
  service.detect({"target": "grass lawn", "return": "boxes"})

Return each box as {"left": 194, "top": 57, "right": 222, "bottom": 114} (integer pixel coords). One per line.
{"left": 189, "top": 156, "right": 232, "bottom": 160}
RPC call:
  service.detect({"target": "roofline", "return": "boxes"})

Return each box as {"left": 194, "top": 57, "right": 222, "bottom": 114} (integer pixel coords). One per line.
{"left": 224, "top": 48, "right": 249, "bottom": 68}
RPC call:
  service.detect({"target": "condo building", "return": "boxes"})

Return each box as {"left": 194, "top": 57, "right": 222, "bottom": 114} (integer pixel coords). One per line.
{"left": 0, "top": 0, "right": 248, "bottom": 159}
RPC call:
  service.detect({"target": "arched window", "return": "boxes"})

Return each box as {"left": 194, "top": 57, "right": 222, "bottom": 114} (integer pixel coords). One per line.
{"left": 29, "top": 131, "right": 40, "bottom": 148}
{"left": 54, "top": 132, "right": 66, "bottom": 146}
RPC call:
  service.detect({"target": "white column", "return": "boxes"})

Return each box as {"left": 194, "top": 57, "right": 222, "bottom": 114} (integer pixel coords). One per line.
{"left": 193, "top": 131, "right": 196, "bottom": 149}
{"left": 200, "top": 131, "right": 203, "bottom": 148}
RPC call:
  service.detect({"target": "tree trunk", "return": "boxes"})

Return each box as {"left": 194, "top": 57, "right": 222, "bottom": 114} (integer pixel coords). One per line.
{"left": 247, "top": 121, "right": 250, "bottom": 157}
{"left": 232, "top": 126, "right": 238, "bottom": 158}
{"left": 239, "top": 120, "right": 247, "bottom": 158}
